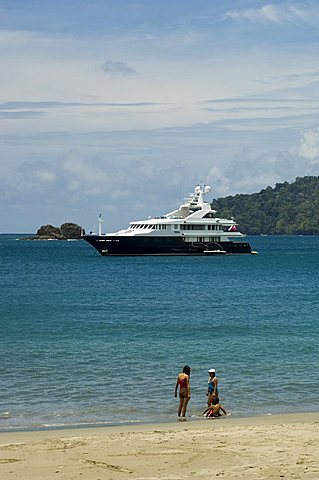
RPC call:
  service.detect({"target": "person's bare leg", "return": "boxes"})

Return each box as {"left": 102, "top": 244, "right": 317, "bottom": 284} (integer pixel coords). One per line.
{"left": 178, "top": 396, "right": 184, "bottom": 417}
{"left": 181, "top": 397, "right": 189, "bottom": 419}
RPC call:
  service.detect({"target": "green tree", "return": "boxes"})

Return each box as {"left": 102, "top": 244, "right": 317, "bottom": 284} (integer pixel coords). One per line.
{"left": 212, "top": 176, "right": 319, "bottom": 235}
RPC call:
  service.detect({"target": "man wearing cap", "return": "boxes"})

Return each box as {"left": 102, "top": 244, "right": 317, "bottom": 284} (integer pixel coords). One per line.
{"left": 207, "top": 368, "right": 219, "bottom": 407}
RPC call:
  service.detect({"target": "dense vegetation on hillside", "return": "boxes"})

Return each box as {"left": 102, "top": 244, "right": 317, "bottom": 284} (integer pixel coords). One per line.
{"left": 211, "top": 176, "right": 319, "bottom": 235}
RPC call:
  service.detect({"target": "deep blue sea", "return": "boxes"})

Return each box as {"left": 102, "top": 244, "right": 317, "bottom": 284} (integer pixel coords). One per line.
{"left": 0, "top": 234, "right": 318, "bottom": 431}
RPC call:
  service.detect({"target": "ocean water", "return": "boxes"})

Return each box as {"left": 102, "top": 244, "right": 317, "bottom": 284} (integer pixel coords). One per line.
{"left": 0, "top": 234, "right": 318, "bottom": 431}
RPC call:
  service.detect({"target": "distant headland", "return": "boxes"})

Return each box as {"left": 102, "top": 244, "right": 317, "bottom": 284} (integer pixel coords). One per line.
{"left": 20, "top": 223, "right": 84, "bottom": 240}
{"left": 212, "top": 175, "right": 319, "bottom": 235}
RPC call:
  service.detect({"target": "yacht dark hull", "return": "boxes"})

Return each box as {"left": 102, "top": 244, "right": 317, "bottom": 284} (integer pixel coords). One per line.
{"left": 82, "top": 235, "right": 252, "bottom": 256}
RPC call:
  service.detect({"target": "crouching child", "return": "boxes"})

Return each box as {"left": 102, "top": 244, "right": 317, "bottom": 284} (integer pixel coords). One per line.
{"left": 205, "top": 397, "right": 227, "bottom": 418}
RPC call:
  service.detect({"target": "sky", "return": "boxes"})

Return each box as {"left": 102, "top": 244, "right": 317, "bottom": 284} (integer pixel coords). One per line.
{"left": 1, "top": 0, "right": 319, "bottom": 233}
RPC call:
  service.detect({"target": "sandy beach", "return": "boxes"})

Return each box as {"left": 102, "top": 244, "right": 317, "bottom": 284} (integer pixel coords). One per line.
{"left": 0, "top": 412, "right": 318, "bottom": 479}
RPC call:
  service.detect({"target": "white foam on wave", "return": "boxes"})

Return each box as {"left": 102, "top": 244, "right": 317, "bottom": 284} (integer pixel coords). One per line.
{"left": 0, "top": 412, "right": 11, "bottom": 419}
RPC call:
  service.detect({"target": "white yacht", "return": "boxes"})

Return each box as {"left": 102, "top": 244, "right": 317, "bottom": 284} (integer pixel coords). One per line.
{"left": 83, "top": 184, "right": 254, "bottom": 255}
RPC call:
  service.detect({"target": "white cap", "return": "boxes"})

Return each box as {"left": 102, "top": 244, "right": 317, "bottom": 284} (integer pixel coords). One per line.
{"left": 208, "top": 368, "right": 215, "bottom": 373}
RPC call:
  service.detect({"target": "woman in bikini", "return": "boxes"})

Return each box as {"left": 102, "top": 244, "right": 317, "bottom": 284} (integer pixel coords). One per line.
{"left": 174, "top": 365, "right": 191, "bottom": 421}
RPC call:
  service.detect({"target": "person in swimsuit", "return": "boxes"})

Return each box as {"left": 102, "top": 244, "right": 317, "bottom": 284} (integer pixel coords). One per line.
{"left": 204, "top": 397, "right": 227, "bottom": 418}
{"left": 206, "top": 368, "right": 218, "bottom": 407}
{"left": 174, "top": 365, "right": 191, "bottom": 421}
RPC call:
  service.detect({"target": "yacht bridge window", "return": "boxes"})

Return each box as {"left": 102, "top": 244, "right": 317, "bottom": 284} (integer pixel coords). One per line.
{"left": 180, "top": 224, "right": 206, "bottom": 230}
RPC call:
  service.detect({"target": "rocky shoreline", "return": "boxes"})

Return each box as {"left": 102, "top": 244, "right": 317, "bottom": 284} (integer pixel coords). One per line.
{"left": 20, "top": 222, "right": 84, "bottom": 240}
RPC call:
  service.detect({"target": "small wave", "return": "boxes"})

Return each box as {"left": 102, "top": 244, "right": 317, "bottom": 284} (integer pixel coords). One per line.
{"left": 0, "top": 412, "right": 11, "bottom": 419}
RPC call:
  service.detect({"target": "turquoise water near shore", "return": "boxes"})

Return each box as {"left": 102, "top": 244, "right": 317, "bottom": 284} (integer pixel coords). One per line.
{"left": 0, "top": 235, "right": 318, "bottom": 431}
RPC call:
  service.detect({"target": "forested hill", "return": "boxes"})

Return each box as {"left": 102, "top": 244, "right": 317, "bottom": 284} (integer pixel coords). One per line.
{"left": 211, "top": 176, "right": 319, "bottom": 235}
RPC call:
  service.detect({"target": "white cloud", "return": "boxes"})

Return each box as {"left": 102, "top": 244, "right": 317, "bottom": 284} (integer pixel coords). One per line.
{"left": 299, "top": 128, "right": 319, "bottom": 160}
{"left": 0, "top": 29, "right": 61, "bottom": 49}
{"left": 226, "top": 3, "right": 319, "bottom": 25}
{"left": 20, "top": 161, "right": 56, "bottom": 187}
{"left": 62, "top": 156, "right": 110, "bottom": 195}
{"left": 206, "top": 167, "right": 231, "bottom": 196}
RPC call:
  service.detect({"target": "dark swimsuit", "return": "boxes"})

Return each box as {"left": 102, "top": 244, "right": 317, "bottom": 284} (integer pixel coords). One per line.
{"left": 208, "top": 379, "right": 218, "bottom": 396}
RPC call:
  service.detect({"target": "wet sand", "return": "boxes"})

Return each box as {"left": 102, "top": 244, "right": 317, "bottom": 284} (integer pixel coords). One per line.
{"left": 0, "top": 412, "right": 318, "bottom": 479}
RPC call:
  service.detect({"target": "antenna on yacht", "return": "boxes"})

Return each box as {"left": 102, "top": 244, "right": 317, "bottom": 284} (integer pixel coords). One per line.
{"left": 98, "top": 213, "right": 104, "bottom": 236}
